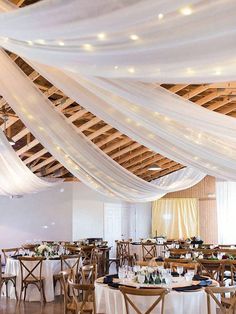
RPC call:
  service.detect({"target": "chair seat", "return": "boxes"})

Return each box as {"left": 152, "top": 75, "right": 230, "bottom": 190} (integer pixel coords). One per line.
{"left": 2, "top": 273, "right": 16, "bottom": 280}
{"left": 25, "top": 276, "right": 45, "bottom": 283}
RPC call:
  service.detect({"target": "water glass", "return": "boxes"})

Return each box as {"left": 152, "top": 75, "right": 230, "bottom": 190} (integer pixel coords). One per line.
{"left": 177, "top": 266, "right": 184, "bottom": 277}
{"left": 187, "top": 269, "right": 195, "bottom": 277}
{"left": 137, "top": 273, "right": 145, "bottom": 284}
{"left": 118, "top": 267, "right": 126, "bottom": 281}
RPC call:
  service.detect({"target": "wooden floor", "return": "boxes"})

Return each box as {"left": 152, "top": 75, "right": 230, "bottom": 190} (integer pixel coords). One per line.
{"left": 0, "top": 297, "right": 64, "bottom": 314}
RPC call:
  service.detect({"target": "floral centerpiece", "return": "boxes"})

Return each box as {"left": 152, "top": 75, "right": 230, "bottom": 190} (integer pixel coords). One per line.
{"left": 35, "top": 244, "right": 52, "bottom": 257}
{"left": 141, "top": 238, "right": 156, "bottom": 244}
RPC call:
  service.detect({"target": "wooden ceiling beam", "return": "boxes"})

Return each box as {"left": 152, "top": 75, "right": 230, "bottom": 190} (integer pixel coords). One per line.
{"left": 135, "top": 159, "right": 177, "bottom": 176}
{"left": 181, "top": 85, "right": 210, "bottom": 99}
{"left": 119, "top": 148, "right": 151, "bottom": 165}
{"left": 128, "top": 155, "right": 165, "bottom": 173}
{"left": 110, "top": 142, "right": 140, "bottom": 159}
{"left": 168, "top": 85, "right": 189, "bottom": 93}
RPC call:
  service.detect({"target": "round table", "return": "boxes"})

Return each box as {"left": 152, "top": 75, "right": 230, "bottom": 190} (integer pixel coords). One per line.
{"left": 4, "top": 256, "right": 80, "bottom": 302}
{"left": 95, "top": 278, "right": 217, "bottom": 314}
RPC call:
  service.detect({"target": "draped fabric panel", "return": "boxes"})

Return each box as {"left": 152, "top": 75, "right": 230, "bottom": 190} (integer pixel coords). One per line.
{"left": 0, "top": 128, "right": 57, "bottom": 196}
{"left": 152, "top": 198, "right": 199, "bottom": 239}
{"left": 0, "top": 0, "right": 236, "bottom": 83}
{"left": 0, "top": 49, "right": 205, "bottom": 202}
{"left": 29, "top": 65, "right": 236, "bottom": 180}
{"left": 216, "top": 181, "right": 236, "bottom": 244}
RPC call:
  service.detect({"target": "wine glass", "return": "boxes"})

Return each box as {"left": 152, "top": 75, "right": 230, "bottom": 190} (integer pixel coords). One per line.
{"left": 177, "top": 266, "right": 184, "bottom": 277}
{"left": 133, "top": 265, "right": 140, "bottom": 273}
{"left": 118, "top": 267, "right": 126, "bottom": 282}
{"left": 137, "top": 273, "right": 145, "bottom": 284}
{"left": 152, "top": 270, "right": 158, "bottom": 284}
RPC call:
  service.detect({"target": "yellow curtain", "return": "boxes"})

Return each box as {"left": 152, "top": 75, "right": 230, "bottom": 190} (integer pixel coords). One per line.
{"left": 152, "top": 198, "right": 199, "bottom": 239}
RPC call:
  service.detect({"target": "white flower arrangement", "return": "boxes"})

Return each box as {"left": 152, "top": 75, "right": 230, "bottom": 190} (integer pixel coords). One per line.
{"left": 35, "top": 244, "right": 52, "bottom": 256}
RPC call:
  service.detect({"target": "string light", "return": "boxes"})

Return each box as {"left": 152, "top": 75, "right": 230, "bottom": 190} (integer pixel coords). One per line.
{"left": 158, "top": 13, "right": 164, "bottom": 20}
{"left": 97, "top": 33, "right": 106, "bottom": 40}
{"left": 214, "top": 68, "right": 222, "bottom": 76}
{"left": 114, "top": 65, "right": 119, "bottom": 70}
{"left": 57, "top": 40, "right": 65, "bottom": 46}
{"left": 128, "top": 67, "right": 135, "bottom": 73}
{"left": 35, "top": 39, "right": 46, "bottom": 45}
{"left": 186, "top": 67, "right": 195, "bottom": 75}
{"left": 82, "top": 43, "right": 93, "bottom": 51}
{"left": 180, "top": 6, "right": 193, "bottom": 16}
{"left": 27, "top": 40, "right": 33, "bottom": 46}
{"left": 130, "top": 34, "right": 139, "bottom": 41}
{"left": 27, "top": 114, "right": 34, "bottom": 120}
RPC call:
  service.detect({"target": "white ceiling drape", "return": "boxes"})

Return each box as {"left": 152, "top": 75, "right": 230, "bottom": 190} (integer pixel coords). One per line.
{"left": 0, "top": 0, "right": 236, "bottom": 83}
{"left": 0, "top": 126, "right": 58, "bottom": 196}
{"left": 0, "top": 49, "right": 205, "bottom": 202}
{"left": 29, "top": 65, "right": 236, "bottom": 180}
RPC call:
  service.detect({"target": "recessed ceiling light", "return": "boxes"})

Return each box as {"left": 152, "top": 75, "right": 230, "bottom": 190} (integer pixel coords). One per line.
{"left": 148, "top": 164, "right": 162, "bottom": 171}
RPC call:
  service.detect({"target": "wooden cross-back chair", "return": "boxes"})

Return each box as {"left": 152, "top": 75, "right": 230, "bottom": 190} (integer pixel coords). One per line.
{"left": 2, "top": 248, "right": 20, "bottom": 266}
{"left": 169, "top": 249, "right": 191, "bottom": 256}
{"left": 18, "top": 256, "right": 46, "bottom": 302}
{"left": 120, "top": 286, "right": 168, "bottom": 314}
{"left": 54, "top": 254, "right": 81, "bottom": 291}
{"left": 68, "top": 279, "right": 96, "bottom": 314}
{"left": 198, "top": 260, "right": 224, "bottom": 285}
{"left": 141, "top": 243, "right": 157, "bottom": 262}
{"left": 222, "top": 260, "right": 236, "bottom": 286}
{"left": 170, "top": 262, "right": 198, "bottom": 274}
{"left": 60, "top": 270, "right": 75, "bottom": 314}
{"left": 80, "top": 246, "right": 96, "bottom": 265}
{"left": 117, "top": 239, "right": 134, "bottom": 266}
{"left": 135, "top": 260, "right": 164, "bottom": 267}
{"left": 205, "top": 286, "right": 236, "bottom": 314}
{"left": 0, "top": 255, "right": 17, "bottom": 299}
{"left": 81, "top": 264, "right": 97, "bottom": 285}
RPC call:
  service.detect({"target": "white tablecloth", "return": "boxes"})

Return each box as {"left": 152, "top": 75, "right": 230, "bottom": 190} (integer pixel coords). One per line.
{"left": 95, "top": 282, "right": 217, "bottom": 314}
{"left": 4, "top": 257, "right": 80, "bottom": 302}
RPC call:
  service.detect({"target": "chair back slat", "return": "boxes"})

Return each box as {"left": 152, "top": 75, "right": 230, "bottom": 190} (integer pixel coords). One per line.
{"left": 2, "top": 247, "right": 20, "bottom": 265}
{"left": 68, "top": 279, "right": 96, "bottom": 313}
{"left": 120, "top": 286, "right": 168, "bottom": 314}
{"left": 18, "top": 256, "right": 45, "bottom": 283}
{"left": 205, "top": 286, "right": 236, "bottom": 314}
{"left": 141, "top": 243, "right": 157, "bottom": 261}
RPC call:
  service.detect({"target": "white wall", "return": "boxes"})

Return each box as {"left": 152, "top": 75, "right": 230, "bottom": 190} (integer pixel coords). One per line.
{"left": 0, "top": 181, "right": 152, "bottom": 250}
{"left": 0, "top": 182, "right": 73, "bottom": 249}
{"left": 72, "top": 183, "right": 152, "bottom": 241}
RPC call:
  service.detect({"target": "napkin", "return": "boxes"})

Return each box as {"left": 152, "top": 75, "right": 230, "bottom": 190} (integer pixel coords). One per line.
{"left": 171, "top": 271, "right": 179, "bottom": 277}
{"left": 11, "top": 254, "right": 23, "bottom": 259}
{"left": 198, "top": 280, "right": 212, "bottom": 286}
{"left": 193, "top": 274, "right": 209, "bottom": 281}
{"left": 103, "top": 274, "right": 118, "bottom": 284}
{"left": 108, "top": 282, "right": 120, "bottom": 289}
{"left": 172, "top": 285, "right": 202, "bottom": 292}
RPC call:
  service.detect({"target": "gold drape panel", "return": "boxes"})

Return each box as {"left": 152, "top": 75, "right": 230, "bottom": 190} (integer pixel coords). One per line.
{"left": 152, "top": 198, "right": 199, "bottom": 239}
